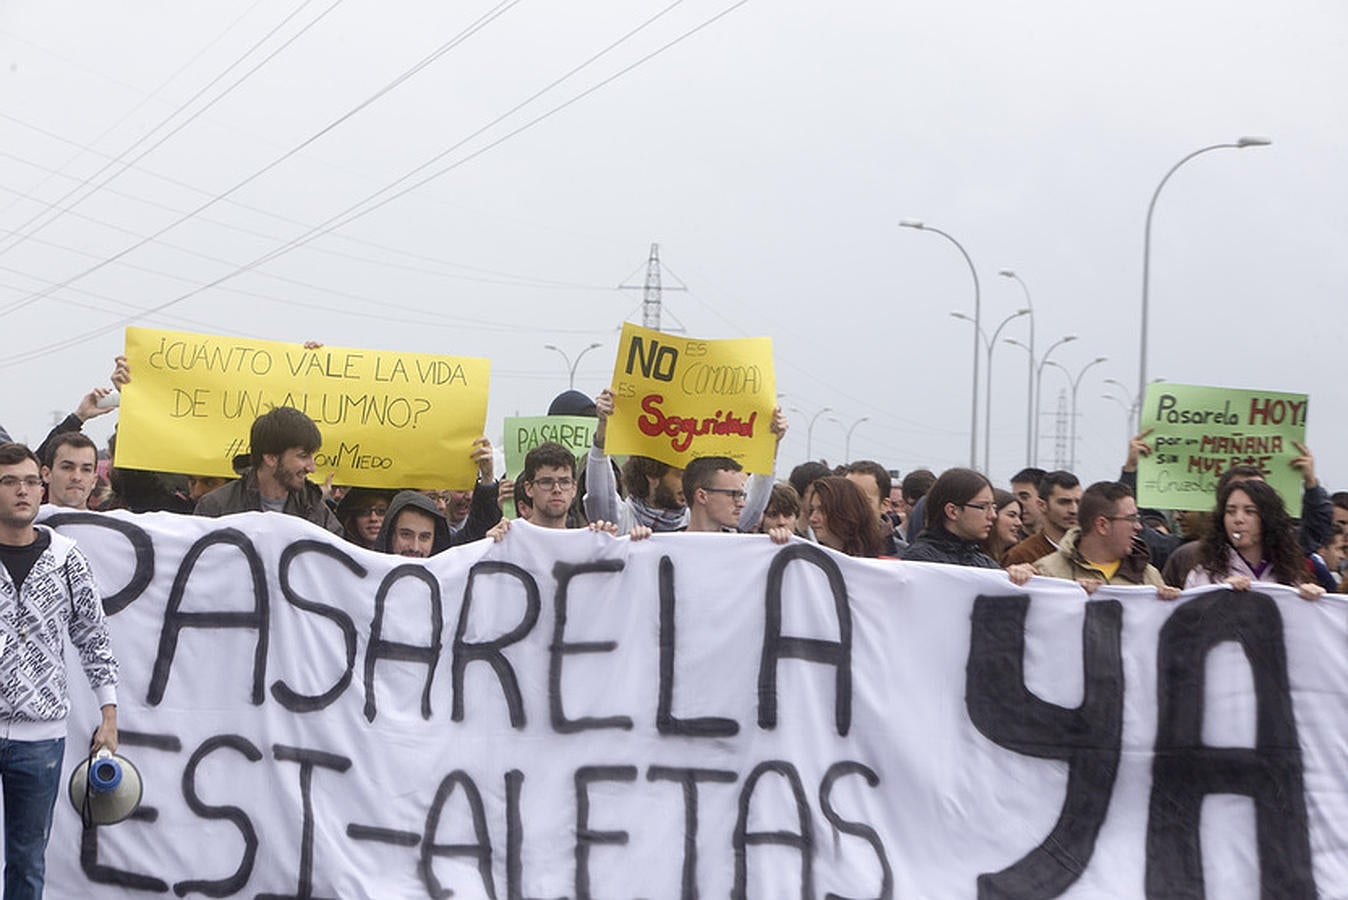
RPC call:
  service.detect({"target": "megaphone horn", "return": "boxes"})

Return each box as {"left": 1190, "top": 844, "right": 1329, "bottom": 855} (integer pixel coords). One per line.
{"left": 69, "top": 749, "right": 143, "bottom": 826}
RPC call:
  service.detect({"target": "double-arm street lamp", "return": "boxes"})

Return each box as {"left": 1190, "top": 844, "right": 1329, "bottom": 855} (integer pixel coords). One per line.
{"left": 951, "top": 308, "right": 1030, "bottom": 474}
{"left": 543, "top": 342, "right": 602, "bottom": 390}
{"left": 1044, "top": 356, "right": 1107, "bottom": 472}
{"left": 1139, "top": 137, "right": 1271, "bottom": 402}
{"left": 789, "top": 406, "right": 835, "bottom": 461}
{"left": 998, "top": 270, "right": 1036, "bottom": 466}
{"left": 843, "top": 416, "right": 870, "bottom": 462}
{"left": 1005, "top": 334, "right": 1077, "bottom": 467}
{"left": 900, "top": 219, "right": 980, "bottom": 468}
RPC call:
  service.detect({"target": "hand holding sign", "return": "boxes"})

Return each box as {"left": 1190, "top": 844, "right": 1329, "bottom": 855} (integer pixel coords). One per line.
{"left": 603, "top": 323, "right": 777, "bottom": 472}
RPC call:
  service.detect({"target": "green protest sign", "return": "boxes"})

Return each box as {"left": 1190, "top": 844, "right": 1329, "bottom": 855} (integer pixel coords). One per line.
{"left": 501, "top": 415, "right": 596, "bottom": 518}
{"left": 1136, "top": 383, "right": 1308, "bottom": 512}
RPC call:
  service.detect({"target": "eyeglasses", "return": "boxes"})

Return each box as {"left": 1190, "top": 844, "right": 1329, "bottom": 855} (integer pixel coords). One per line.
{"left": 531, "top": 477, "right": 575, "bottom": 491}
{"left": 704, "top": 488, "right": 747, "bottom": 501}
{"left": 354, "top": 506, "right": 388, "bottom": 517}
{"left": 958, "top": 501, "right": 995, "bottom": 512}
{"left": 1108, "top": 514, "right": 1142, "bottom": 524}
{"left": 0, "top": 476, "right": 43, "bottom": 490}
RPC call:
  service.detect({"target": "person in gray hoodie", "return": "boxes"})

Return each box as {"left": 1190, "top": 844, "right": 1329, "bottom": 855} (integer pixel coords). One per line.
{"left": 375, "top": 490, "right": 458, "bottom": 557}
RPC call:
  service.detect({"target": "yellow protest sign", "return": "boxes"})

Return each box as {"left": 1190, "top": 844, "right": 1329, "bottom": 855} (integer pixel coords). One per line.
{"left": 605, "top": 322, "right": 776, "bottom": 472}
{"left": 115, "top": 327, "right": 490, "bottom": 489}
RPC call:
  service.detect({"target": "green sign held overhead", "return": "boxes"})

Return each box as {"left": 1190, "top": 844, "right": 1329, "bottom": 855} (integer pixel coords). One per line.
{"left": 1136, "top": 382, "right": 1308, "bottom": 512}
{"left": 501, "top": 415, "right": 595, "bottom": 518}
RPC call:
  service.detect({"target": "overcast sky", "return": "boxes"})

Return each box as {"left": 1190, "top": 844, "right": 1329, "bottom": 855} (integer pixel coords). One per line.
{"left": 2, "top": 0, "right": 1344, "bottom": 490}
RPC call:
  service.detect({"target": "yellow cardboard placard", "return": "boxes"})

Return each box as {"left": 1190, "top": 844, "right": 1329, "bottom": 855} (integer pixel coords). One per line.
{"left": 604, "top": 323, "right": 776, "bottom": 473}
{"left": 115, "top": 327, "right": 490, "bottom": 489}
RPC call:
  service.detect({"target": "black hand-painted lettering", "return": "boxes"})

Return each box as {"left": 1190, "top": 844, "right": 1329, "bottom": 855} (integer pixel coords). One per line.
{"left": 45, "top": 512, "right": 155, "bottom": 615}
{"left": 550, "top": 560, "right": 632, "bottom": 733}
{"left": 733, "top": 761, "right": 814, "bottom": 900}
{"left": 657, "top": 556, "right": 738, "bottom": 737}
{"left": 648, "top": 765, "right": 737, "bottom": 899}
{"left": 175, "top": 735, "right": 262, "bottom": 897}
{"left": 818, "top": 762, "right": 892, "bottom": 900}
{"left": 575, "top": 765, "right": 637, "bottom": 900}
{"left": 453, "top": 561, "right": 541, "bottom": 728}
{"left": 1145, "top": 590, "right": 1314, "bottom": 899}
{"left": 965, "top": 594, "right": 1123, "bottom": 900}
{"left": 364, "top": 565, "right": 443, "bottom": 723}
{"left": 505, "top": 770, "right": 563, "bottom": 900}
{"left": 420, "top": 771, "right": 495, "bottom": 900}
{"left": 758, "top": 544, "right": 853, "bottom": 736}
{"left": 147, "top": 528, "right": 268, "bottom": 706}
{"left": 346, "top": 824, "right": 419, "bottom": 847}
{"left": 271, "top": 541, "right": 362, "bottom": 713}
{"left": 258, "top": 745, "right": 353, "bottom": 900}
{"left": 79, "top": 731, "right": 182, "bottom": 891}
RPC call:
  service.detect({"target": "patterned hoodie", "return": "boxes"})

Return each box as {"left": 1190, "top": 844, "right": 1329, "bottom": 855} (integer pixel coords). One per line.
{"left": 0, "top": 525, "right": 118, "bottom": 741}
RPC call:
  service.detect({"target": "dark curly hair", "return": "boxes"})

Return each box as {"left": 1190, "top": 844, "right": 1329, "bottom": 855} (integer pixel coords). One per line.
{"left": 1197, "top": 478, "right": 1305, "bottom": 586}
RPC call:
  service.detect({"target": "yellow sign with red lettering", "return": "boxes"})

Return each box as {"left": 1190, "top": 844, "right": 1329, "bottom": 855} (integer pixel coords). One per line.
{"left": 604, "top": 323, "right": 776, "bottom": 472}
{"left": 115, "top": 327, "right": 490, "bottom": 489}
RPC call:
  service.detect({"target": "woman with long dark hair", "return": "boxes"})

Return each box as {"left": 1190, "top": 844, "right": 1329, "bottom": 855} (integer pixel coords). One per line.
{"left": 1184, "top": 478, "right": 1324, "bottom": 599}
{"left": 807, "top": 476, "right": 886, "bottom": 558}
{"left": 981, "top": 488, "right": 1023, "bottom": 566}
{"left": 903, "top": 468, "right": 1034, "bottom": 583}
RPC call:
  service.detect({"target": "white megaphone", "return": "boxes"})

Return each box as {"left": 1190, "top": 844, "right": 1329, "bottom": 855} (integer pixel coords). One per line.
{"left": 68, "top": 749, "right": 143, "bottom": 826}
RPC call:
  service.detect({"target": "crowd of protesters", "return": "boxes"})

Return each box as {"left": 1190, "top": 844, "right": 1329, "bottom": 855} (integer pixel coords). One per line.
{"left": 3, "top": 349, "right": 1344, "bottom": 893}
{"left": 6, "top": 353, "right": 1348, "bottom": 601}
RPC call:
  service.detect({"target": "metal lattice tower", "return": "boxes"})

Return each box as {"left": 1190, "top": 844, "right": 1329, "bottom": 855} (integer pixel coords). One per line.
{"left": 641, "top": 244, "right": 663, "bottom": 330}
{"left": 1052, "top": 388, "right": 1069, "bottom": 471}
{"left": 619, "top": 243, "right": 686, "bottom": 332}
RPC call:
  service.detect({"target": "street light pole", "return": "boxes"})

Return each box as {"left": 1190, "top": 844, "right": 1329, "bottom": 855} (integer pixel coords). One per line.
{"left": 1101, "top": 393, "right": 1133, "bottom": 449}
{"left": 1103, "top": 378, "right": 1140, "bottom": 433}
{"left": 952, "top": 308, "right": 1029, "bottom": 474}
{"left": 843, "top": 416, "right": 870, "bottom": 462}
{"left": 805, "top": 407, "right": 834, "bottom": 461}
{"left": 543, "top": 342, "right": 602, "bottom": 390}
{"left": 1139, "top": 137, "right": 1270, "bottom": 402}
{"left": 901, "top": 219, "right": 981, "bottom": 468}
{"left": 999, "top": 270, "right": 1035, "bottom": 466}
{"left": 1006, "top": 334, "right": 1077, "bottom": 467}
{"left": 1045, "top": 356, "right": 1107, "bottom": 472}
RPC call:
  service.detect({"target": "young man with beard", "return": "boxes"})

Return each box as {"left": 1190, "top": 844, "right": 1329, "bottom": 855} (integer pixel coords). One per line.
{"left": 0, "top": 443, "right": 119, "bottom": 896}
{"left": 488, "top": 442, "right": 650, "bottom": 541}
{"left": 41, "top": 432, "right": 100, "bottom": 510}
{"left": 194, "top": 406, "right": 343, "bottom": 534}
{"left": 376, "top": 491, "right": 450, "bottom": 558}
{"left": 1001, "top": 470, "right": 1082, "bottom": 567}
{"left": 583, "top": 388, "right": 788, "bottom": 533}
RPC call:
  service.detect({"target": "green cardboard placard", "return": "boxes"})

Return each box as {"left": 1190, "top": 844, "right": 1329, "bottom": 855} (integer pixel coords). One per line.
{"left": 1136, "top": 382, "right": 1308, "bottom": 512}
{"left": 501, "top": 415, "right": 596, "bottom": 518}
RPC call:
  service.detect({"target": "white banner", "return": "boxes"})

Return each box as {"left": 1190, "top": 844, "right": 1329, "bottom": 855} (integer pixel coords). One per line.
{"left": 36, "top": 509, "right": 1348, "bottom": 899}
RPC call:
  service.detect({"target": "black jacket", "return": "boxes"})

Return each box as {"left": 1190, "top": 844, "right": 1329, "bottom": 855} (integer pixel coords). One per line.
{"left": 901, "top": 526, "right": 1001, "bottom": 569}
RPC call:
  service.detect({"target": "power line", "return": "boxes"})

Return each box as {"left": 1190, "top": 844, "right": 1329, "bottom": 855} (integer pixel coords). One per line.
{"left": 0, "top": 0, "right": 271, "bottom": 219}
{"left": 0, "top": 0, "right": 337, "bottom": 259}
{"left": 0, "top": 143, "right": 613, "bottom": 290}
{"left": 0, "top": 0, "right": 754, "bottom": 367}
{"left": 0, "top": 0, "right": 522, "bottom": 320}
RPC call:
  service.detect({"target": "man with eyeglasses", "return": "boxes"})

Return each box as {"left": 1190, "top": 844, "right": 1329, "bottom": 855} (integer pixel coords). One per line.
{"left": 0, "top": 443, "right": 119, "bottom": 896}
{"left": 1034, "top": 480, "right": 1178, "bottom": 597}
{"left": 683, "top": 456, "right": 753, "bottom": 534}
{"left": 519, "top": 442, "right": 581, "bottom": 530}
{"left": 487, "top": 442, "right": 648, "bottom": 541}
